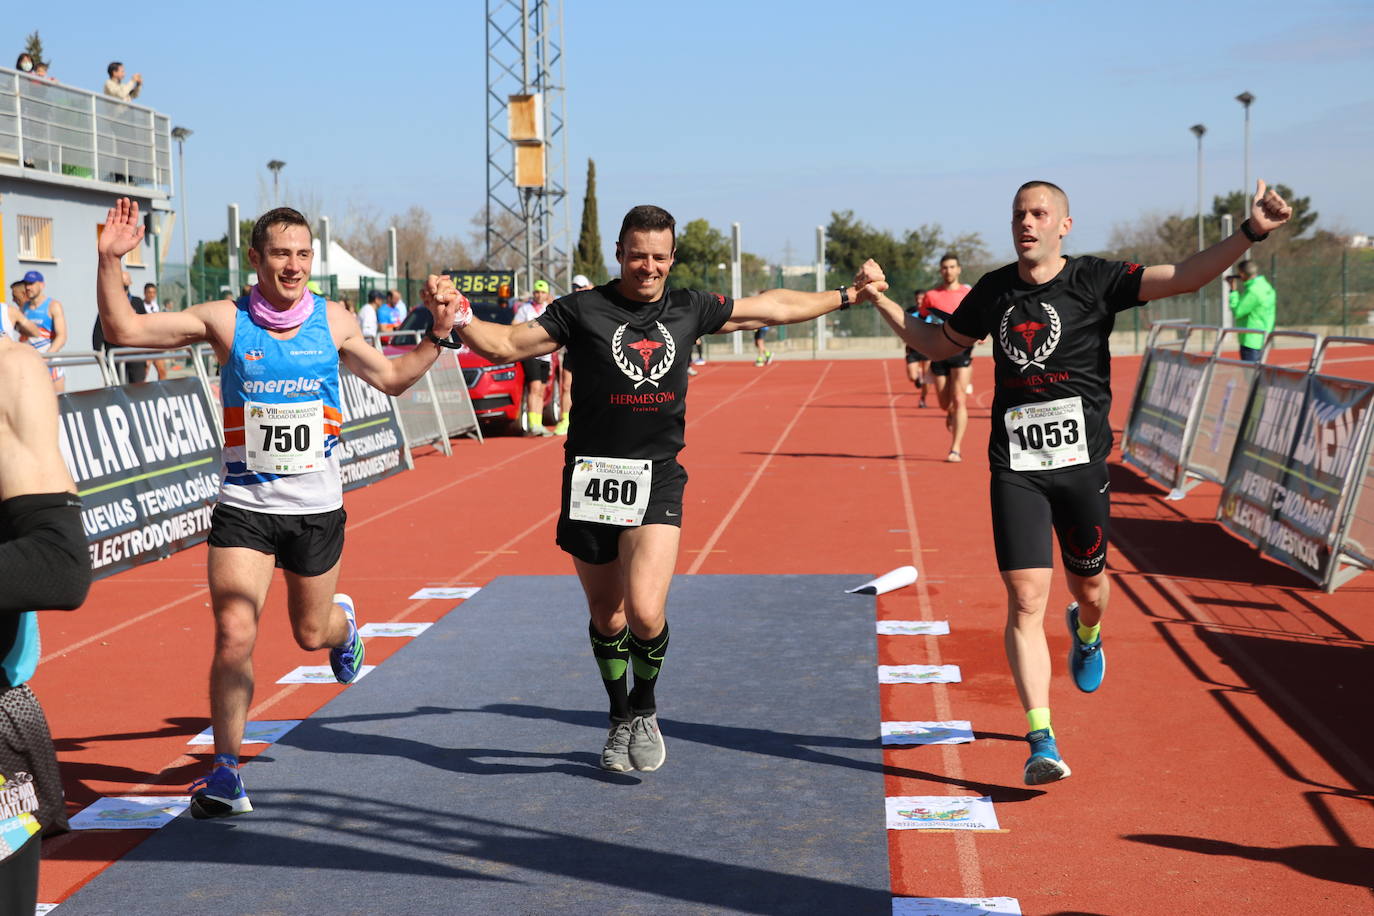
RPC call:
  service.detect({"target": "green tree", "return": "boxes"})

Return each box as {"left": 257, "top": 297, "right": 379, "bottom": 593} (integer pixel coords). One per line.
{"left": 573, "top": 159, "right": 608, "bottom": 283}
{"left": 823, "top": 211, "right": 980, "bottom": 296}
{"left": 195, "top": 219, "right": 256, "bottom": 271}
{"left": 670, "top": 218, "right": 732, "bottom": 291}
{"left": 24, "top": 31, "right": 48, "bottom": 69}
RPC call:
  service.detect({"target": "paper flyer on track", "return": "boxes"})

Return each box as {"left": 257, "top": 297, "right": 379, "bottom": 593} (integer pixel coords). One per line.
{"left": 36, "top": 905, "right": 59, "bottom": 915}
{"left": 69, "top": 796, "right": 191, "bottom": 830}
{"left": 277, "top": 665, "right": 377, "bottom": 684}
{"left": 886, "top": 796, "right": 998, "bottom": 831}
{"left": 892, "top": 897, "right": 1023, "bottom": 915}
{"left": 878, "top": 664, "right": 961, "bottom": 684}
{"left": 880, "top": 721, "right": 974, "bottom": 746}
{"left": 359, "top": 622, "right": 433, "bottom": 638}
{"left": 408, "top": 586, "right": 480, "bottom": 600}
{"left": 876, "top": 620, "right": 950, "bottom": 636}
{"left": 188, "top": 720, "right": 302, "bottom": 746}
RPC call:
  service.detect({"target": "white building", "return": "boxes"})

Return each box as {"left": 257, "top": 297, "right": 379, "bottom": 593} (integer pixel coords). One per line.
{"left": 1, "top": 66, "right": 173, "bottom": 391}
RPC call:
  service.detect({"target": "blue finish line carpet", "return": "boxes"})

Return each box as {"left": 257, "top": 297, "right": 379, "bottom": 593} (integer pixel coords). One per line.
{"left": 58, "top": 575, "right": 890, "bottom": 914}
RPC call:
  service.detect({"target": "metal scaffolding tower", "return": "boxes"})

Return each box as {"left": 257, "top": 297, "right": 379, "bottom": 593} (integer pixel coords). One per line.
{"left": 485, "top": 0, "right": 570, "bottom": 295}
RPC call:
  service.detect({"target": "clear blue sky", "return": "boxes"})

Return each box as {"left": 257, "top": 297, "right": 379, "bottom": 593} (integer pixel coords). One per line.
{"left": 20, "top": 0, "right": 1374, "bottom": 269}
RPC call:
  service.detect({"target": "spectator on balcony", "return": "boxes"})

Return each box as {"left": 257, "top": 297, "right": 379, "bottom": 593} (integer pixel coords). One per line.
{"left": 103, "top": 62, "right": 142, "bottom": 102}
{"left": 15, "top": 53, "right": 35, "bottom": 74}
{"left": 33, "top": 62, "right": 54, "bottom": 81}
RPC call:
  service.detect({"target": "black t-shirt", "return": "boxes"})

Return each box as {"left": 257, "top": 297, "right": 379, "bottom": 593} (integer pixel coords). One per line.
{"left": 946, "top": 255, "right": 1145, "bottom": 470}
{"left": 537, "top": 282, "right": 734, "bottom": 461}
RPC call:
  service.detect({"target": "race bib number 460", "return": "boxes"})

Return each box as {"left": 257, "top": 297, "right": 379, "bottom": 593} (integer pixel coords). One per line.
{"left": 569, "top": 456, "right": 652, "bottom": 526}
{"left": 245, "top": 399, "right": 325, "bottom": 474}
{"left": 1004, "top": 396, "right": 1089, "bottom": 471}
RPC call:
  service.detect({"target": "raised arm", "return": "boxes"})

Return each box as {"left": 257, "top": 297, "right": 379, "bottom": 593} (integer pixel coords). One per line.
{"left": 1138, "top": 181, "right": 1292, "bottom": 302}
{"left": 719, "top": 258, "right": 888, "bottom": 332}
{"left": 869, "top": 288, "right": 972, "bottom": 362}
{"left": 97, "top": 198, "right": 216, "bottom": 348}
{"left": 338, "top": 291, "right": 458, "bottom": 397}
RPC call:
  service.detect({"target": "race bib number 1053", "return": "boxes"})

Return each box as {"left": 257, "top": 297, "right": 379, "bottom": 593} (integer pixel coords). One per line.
{"left": 569, "top": 456, "right": 652, "bottom": 526}
{"left": 1004, "top": 396, "right": 1089, "bottom": 471}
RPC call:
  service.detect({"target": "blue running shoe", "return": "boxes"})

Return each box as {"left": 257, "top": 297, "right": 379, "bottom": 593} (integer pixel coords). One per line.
{"left": 330, "top": 593, "right": 365, "bottom": 684}
{"left": 189, "top": 763, "right": 252, "bottom": 819}
{"left": 1024, "top": 729, "right": 1071, "bottom": 785}
{"left": 1066, "top": 602, "right": 1105, "bottom": 693}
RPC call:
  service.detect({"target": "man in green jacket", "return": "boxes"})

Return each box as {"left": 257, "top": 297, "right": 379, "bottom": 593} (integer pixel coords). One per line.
{"left": 1228, "top": 259, "right": 1275, "bottom": 362}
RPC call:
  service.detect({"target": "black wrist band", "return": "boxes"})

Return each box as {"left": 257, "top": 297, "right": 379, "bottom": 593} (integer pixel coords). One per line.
{"left": 836, "top": 286, "right": 851, "bottom": 311}
{"left": 1240, "top": 218, "right": 1269, "bottom": 243}
{"left": 427, "top": 330, "right": 461, "bottom": 349}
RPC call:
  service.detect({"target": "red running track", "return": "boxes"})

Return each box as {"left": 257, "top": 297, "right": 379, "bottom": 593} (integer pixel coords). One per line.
{"left": 33, "top": 354, "right": 1374, "bottom": 912}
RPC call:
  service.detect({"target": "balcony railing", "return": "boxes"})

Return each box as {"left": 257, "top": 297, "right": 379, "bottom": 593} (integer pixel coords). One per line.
{"left": 0, "top": 66, "right": 172, "bottom": 194}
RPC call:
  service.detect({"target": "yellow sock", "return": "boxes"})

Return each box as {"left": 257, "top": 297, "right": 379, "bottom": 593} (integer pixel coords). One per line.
{"left": 1077, "top": 619, "right": 1101, "bottom": 644}
{"left": 1026, "top": 707, "right": 1052, "bottom": 736}
{"left": 527, "top": 411, "right": 543, "bottom": 427}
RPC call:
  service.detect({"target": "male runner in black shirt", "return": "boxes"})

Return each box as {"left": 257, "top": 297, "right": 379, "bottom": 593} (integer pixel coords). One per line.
{"left": 866, "top": 179, "right": 1291, "bottom": 785}
{"left": 424, "top": 205, "right": 880, "bottom": 772}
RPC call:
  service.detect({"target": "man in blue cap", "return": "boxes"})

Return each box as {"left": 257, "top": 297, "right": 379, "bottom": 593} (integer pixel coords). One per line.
{"left": 19, "top": 272, "right": 67, "bottom": 393}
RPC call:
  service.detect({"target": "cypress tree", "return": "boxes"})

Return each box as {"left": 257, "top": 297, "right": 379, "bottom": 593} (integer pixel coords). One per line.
{"left": 573, "top": 159, "right": 607, "bottom": 283}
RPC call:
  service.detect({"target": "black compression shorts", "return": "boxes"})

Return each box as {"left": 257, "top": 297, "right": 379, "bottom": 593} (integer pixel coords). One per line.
{"left": 521, "top": 358, "right": 551, "bottom": 384}
{"left": 0, "top": 493, "right": 90, "bottom": 613}
{"left": 208, "top": 504, "right": 346, "bottom": 577}
{"left": 989, "top": 462, "right": 1110, "bottom": 575}
{"left": 557, "top": 459, "right": 687, "bottom": 565}
{"left": 904, "top": 347, "right": 929, "bottom": 363}
{"left": 930, "top": 349, "right": 973, "bottom": 374}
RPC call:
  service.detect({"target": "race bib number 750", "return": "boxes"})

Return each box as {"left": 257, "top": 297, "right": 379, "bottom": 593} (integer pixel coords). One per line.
{"left": 569, "top": 456, "right": 652, "bottom": 526}
{"left": 245, "top": 399, "right": 325, "bottom": 474}
{"left": 1004, "top": 396, "right": 1090, "bottom": 471}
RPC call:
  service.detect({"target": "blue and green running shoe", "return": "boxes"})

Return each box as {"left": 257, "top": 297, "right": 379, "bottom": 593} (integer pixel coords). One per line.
{"left": 1066, "top": 602, "right": 1105, "bottom": 693}
{"left": 1023, "top": 729, "right": 1071, "bottom": 786}
{"left": 330, "top": 593, "right": 365, "bottom": 684}
{"left": 189, "top": 760, "right": 252, "bottom": 819}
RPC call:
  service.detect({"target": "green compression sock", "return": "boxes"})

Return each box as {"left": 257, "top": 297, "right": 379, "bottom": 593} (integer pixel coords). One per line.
{"left": 1026, "top": 707, "right": 1053, "bottom": 736}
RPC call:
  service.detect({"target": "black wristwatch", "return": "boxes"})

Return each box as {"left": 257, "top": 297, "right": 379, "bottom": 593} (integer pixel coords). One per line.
{"left": 1240, "top": 218, "right": 1269, "bottom": 243}
{"left": 427, "top": 330, "right": 461, "bottom": 349}
{"left": 836, "top": 286, "right": 851, "bottom": 311}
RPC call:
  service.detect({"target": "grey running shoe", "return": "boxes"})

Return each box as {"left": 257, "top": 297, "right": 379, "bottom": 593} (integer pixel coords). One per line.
{"left": 628, "top": 713, "right": 667, "bottom": 771}
{"left": 601, "top": 718, "right": 633, "bottom": 772}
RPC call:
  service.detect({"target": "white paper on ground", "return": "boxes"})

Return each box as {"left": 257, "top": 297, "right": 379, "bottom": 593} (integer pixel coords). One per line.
{"left": 846, "top": 565, "right": 918, "bottom": 595}
{"left": 36, "top": 904, "right": 59, "bottom": 915}
{"left": 188, "top": 720, "right": 303, "bottom": 746}
{"left": 68, "top": 796, "right": 191, "bottom": 830}
{"left": 885, "top": 796, "right": 998, "bottom": 831}
{"left": 876, "top": 619, "right": 950, "bottom": 636}
{"left": 880, "top": 720, "right": 974, "bottom": 746}
{"left": 892, "top": 897, "right": 1023, "bottom": 915}
{"left": 408, "top": 586, "right": 480, "bottom": 600}
{"left": 878, "top": 664, "right": 961, "bottom": 684}
{"left": 276, "top": 665, "right": 376, "bottom": 684}
{"left": 359, "top": 622, "right": 433, "bottom": 638}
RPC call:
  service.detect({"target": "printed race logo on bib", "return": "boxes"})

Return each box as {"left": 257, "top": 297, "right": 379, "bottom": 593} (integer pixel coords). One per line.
{"left": 245, "top": 400, "right": 325, "bottom": 474}
{"left": 1004, "top": 396, "right": 1089, "bottom": 471}
{"left": 570, "top": 456, "right": 652, "bottom": 526}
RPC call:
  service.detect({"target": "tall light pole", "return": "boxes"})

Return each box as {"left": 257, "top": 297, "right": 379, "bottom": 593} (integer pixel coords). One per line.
{"left": 171, "top": 125, "right": 193, "bottom": 305}
{"left": 1189, "top": 124, "right": 1206, "bottom": 252}
{"left": 1235, "top": 92, "right": 1254, "bottom": 199}
{"left": 267, "top": 159, "right": 286, "bottom": 205}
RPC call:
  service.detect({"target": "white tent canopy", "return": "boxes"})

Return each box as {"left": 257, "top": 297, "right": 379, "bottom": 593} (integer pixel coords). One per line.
{"left": 311, "top": 239, "right": 385, "bottom": 289}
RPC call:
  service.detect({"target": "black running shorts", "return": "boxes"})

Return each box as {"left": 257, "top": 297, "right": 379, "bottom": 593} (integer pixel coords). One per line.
{"left": 208, "top": 504, "right": 346, "bottom": 577}
{"left": 521, "top": 357, "right": 551, "bottom": 384}
{"left": 904, "top": 347, "right": 929, "bottom": 363}
{"left": 0, "top": 685, "right": 67, "bottom": 840}
{"left": 989, "top": 462, "right": 1110, "bottom": 575}
{"left": 930, "top": 348, "right": 973, "bottom": 375}
{"left": 557, "top": 459, "right": 687, "bottom": 565}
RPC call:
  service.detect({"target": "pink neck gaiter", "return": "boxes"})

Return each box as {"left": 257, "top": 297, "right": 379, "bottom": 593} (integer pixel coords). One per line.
{"left": 249, "top": 284, "right": 315, "bottom": 331}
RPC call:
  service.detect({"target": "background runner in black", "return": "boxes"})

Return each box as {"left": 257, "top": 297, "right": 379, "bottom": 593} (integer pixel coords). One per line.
{"left": 427, "top": 204, "right": 884, "bottom": 776}
{"left": 864, "top": 179, "right": 1293, "bottom": 787}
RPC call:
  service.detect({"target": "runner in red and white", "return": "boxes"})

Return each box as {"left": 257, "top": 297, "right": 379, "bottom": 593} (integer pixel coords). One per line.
{"left": 918, "top": 253, "right": 974, "bottom": 461}
{"left": 425, "top": 204, "right": 885, "bottom": 774}
{"left": 866, "top": 179, "right": 1293, "bottom": 785}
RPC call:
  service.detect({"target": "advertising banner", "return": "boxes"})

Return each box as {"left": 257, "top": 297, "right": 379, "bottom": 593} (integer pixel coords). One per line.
{"left": 336, "top": 367, "right": 410, "bottom": 492}
{"left": 58, "top": 379, "right": 220, "bottom": 579}
{"left": 1123, "top": 348, "right": 1211, "bottom": 490}
{"left": 1218, "top": 367, "right": 1374, "bottom": 584}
